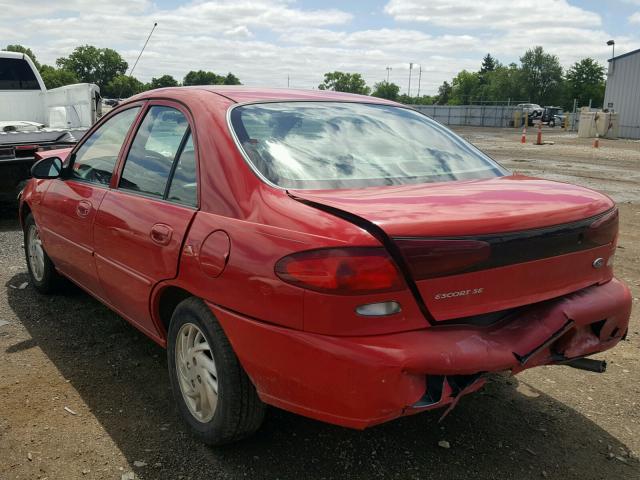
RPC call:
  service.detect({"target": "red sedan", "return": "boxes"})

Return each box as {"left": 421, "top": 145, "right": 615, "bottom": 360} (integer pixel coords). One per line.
{"left": 19, "top": 87, "right": 632, "bottom": 445}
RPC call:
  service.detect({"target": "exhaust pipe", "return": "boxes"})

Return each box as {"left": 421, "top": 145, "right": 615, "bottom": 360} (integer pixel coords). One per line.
{"left": 563, "top": 357, "right": 607, "bottom": 373}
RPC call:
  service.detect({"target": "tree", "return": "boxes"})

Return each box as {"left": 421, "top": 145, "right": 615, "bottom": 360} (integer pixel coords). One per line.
{"left": 450, "top": 70, "right": 481, "bottom": 104}
{"left": 104, "top": 75, "right": 145, "bottom": 98}
{"left": 56, "top": 45, "right": 127, "bottom": 90}
{"left": 39, "top": 65, "right": 79, "bottom": 89}
{"left": 482, "top": 64, "right": 526, "bottom": 102}
{"left": 183, "top": 70, "right": 224, "bottom": 85}
{"left": 565, "top": 58, "right": 605, "bottom": 108}
{"left": 318, "top": 71, "right": 370, "bottom": 95}
{"left": 4, "top": 44, "right": 40, "bottom": 69}
{"left": 223, "top": 72, "right": 241, "bottom": 85}
{"left": 371, "top": 81, "right": 400, "bottom": 101}
{"left": 480, "top": 54, "right": 498, "bottom": 74}
{"left": 435, "top": 81, "right": 452, "bottom": 104}
{"left": 520, "top": 46, "right": 563, "bottom": 105}
{"left": 479, "top": 53, "right": 501, "bottom": 86}
{"left": 149, "top": 74, "right": 179, "bottom": 89}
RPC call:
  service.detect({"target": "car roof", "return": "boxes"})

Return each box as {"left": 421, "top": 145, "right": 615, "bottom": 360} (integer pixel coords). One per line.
{"left": 0, "top": 51, "right": 26, "bottom": 59}
{"left": 129, "top": 86, "right": 398, "bottom": 106}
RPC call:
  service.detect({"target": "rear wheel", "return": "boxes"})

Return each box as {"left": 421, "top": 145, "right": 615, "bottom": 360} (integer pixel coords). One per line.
{"left": 167, "top": 297, "right": 265, "bottom": 445}
{"left": 23, "top": 213, "right": 64, "bottom": 294}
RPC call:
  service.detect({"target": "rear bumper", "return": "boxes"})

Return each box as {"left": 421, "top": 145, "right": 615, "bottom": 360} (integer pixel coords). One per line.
{"left": 211, "top": 278, "right": 632, "bottom": 429}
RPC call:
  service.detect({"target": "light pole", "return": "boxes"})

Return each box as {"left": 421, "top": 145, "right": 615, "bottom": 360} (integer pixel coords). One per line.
{"left": 386, "top": 66, "right": 392, "bottom": 83}
{"left": 607, "top": 39, "right": 615, "bottom": 75}
{"left": 408, "top": 63, "right": 414, "bottom": 97}
{"left": 417, "top": 65, "right": 422, "bottom": 97}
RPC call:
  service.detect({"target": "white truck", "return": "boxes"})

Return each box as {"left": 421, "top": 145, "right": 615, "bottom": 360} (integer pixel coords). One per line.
{"left": 0, "top": 51, "right": 100, "bottom": 201}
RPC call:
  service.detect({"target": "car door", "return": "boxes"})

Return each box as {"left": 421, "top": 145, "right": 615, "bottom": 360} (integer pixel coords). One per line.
{"left": 93, "top": 102, "right": 199, "bottom": 337}
{"left": 37, "top": 105, "right": 142, "bottom": 297}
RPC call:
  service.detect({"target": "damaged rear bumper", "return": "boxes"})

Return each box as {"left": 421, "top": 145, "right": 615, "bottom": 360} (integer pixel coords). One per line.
{"left": 211, "top": 278, "right": 631, "bottom": 429}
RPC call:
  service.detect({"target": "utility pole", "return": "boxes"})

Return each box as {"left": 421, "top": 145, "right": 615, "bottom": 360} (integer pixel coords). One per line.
{"left": 408, "top": 63, "right": 414, "bottom": 97}
{"left": 385, "top": 66, "right": 392, "bottom": 82}
{"left": 417, "top": 65, "right": 422, "bottom": 97}
{"left": 287, "top": 75, "right": 290, "bottom": 88}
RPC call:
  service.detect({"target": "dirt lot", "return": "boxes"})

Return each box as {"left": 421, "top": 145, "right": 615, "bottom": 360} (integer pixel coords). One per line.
{"left": 1, "top": 127, "right": 639, "bottom": 480}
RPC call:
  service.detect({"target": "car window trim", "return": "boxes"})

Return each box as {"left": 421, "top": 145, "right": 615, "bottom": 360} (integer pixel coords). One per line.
{"left": 65, "top": 102, "right": 146, "bottom": 186}
{"left": 115, "top": 100, "right": 199, "bottom": 208}
{"left": 163, "top": 127, "right": 192, "bottom": 201}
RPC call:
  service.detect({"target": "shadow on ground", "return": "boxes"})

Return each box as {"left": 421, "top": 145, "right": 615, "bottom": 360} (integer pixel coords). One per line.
{"left": 2, "top": 201, "right": 637, "bottom": 479}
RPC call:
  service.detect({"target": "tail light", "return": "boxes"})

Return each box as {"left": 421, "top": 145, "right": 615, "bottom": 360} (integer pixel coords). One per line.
{"left": 585, "top": 209, "right": 618, "bottom": 246}
{"left": 275, "top": 247, "right": 405, "bottom": 295}
{"left": 394, "top": 239, "right": 491, "bottom": 280}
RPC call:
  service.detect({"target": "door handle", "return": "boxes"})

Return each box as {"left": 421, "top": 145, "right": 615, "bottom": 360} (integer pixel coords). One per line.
{"left": 76, "top": 200, "right": 92, "bottom": 218}
{"left": 150, "top": 223, "right": 173, "bottom": 246}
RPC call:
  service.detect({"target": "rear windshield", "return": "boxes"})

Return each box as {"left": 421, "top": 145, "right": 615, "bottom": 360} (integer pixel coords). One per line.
{"left": 0, "top": 58, "right": 40, "bottom": 90}
{"left": 230, "top": 102, "right": 506, "bottom": 189}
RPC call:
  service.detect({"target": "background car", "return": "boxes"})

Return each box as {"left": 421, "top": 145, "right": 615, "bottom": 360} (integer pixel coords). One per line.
{"left": 517, "top": 103, "right": 543, "bottom": 117}
{"left": 19, "top": 87, "right": 632, "bottom": 445}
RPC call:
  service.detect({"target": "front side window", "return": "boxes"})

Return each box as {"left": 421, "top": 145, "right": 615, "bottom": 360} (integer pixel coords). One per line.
{"left": 119, "top": 106, "right": 189, "bottom": 198}
{"left": 70, "top": 107, "right": 140, "bottom": 185}
{"left": 230, "top": 102, "right": 507, "bottom": 190}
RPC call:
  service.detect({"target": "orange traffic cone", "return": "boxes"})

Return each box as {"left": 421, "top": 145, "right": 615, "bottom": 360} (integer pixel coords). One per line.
{"left": 593, "top": 133, "right": 599, "bottom": 148}
{"left": 535, "top": 122, "right": 542, "bottom": 145}
{"left": 521, "top": 125, "right": 527, "bottom": 144}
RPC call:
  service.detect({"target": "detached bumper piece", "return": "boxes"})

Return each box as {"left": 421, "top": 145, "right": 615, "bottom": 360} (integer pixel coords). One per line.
{"left": 212, "top": 278, "right": 631, "bottom": 430}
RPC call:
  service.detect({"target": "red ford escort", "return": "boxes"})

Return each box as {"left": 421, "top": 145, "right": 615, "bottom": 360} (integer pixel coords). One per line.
{"left": 19, "top": 87, "right": 632, "bottom": 445}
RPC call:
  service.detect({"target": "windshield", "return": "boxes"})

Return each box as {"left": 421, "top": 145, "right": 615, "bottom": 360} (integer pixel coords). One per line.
{"left": 230, "top": 102, "right": 507, "bottom": 189}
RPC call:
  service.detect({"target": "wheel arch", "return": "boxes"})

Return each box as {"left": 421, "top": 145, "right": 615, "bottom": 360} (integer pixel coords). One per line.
{"left": 153, "top": 284, "right": 195, "bottom": 340}
{"left": 20, "top": 201, "right": 32, "bottom": 230}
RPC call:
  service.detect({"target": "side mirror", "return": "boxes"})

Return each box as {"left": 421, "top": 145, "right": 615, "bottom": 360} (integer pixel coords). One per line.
{"left": 31, "top": 157, "right": 63, "bottom": 179}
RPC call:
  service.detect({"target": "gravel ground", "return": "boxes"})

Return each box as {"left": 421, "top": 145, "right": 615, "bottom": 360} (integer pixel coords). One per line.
{"left": 1, "top": 126, "right": 639, "bottom": 480}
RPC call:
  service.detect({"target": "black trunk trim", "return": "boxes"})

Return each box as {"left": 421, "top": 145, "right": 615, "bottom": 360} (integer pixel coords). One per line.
{"left": 394, "top": 208, "right": 617, "bottom": 280}
{"left": 287, "top": 191, "right": 436, "bottom": 325}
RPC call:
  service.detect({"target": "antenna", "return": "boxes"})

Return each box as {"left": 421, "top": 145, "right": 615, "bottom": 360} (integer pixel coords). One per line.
{"left": 117, "top": 22, "right": 157, "bottom": 99}
{"left": 129, "top": 22, "right": 158, "bottom": 78}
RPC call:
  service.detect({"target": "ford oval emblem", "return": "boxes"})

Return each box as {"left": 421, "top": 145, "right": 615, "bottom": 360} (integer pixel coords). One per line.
{"left": 592, "top": 257, "right": 605, "bottom": 269}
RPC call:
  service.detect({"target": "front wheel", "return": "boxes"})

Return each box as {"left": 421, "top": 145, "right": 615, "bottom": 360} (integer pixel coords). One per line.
{"left": 167, "top": 297, "right": 265, "bottom": 445}
{"left": 23, "top": 213, "right": 64, "bottom": 294}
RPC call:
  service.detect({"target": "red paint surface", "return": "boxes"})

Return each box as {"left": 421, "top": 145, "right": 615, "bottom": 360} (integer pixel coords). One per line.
{"left": 20, "top": 87, "right": 632, "bottom": 429}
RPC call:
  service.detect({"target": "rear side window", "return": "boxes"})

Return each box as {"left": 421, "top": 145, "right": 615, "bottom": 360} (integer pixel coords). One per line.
{"left": 0, "top": 58, "right": 40, "bottom": 90}
{"left": 70, "top": 107, "right": 140, "bottom": 185}
{"left": 167, "top": 134, "right": 197, "bottom": 207}
{"left": 119, "top": 106, "right": 189, "bottom": 198}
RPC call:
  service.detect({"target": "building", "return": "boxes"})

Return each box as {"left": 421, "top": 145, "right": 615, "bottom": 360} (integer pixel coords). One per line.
{"left": 603, "top": 47, "right": 640, "bottom": 139}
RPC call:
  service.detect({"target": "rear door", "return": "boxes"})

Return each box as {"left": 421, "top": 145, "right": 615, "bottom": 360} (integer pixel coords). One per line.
{"left": 93, "top": 102, "right": 198, "bottom": 337}
{"left": 38, "top": 106, "right": 141, "bottom": 297}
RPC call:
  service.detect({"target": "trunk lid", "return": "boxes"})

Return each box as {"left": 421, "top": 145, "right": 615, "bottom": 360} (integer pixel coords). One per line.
{"left": 291, "top": 175, "right": 617, "bottom": 321}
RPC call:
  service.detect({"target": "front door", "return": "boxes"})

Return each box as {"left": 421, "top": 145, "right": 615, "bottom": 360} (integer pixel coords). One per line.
{"left": 93, "top": 104, "right": 198, "bottom": 337}
{"left": 38, "top": 106, "right": 142, "bottom": 297}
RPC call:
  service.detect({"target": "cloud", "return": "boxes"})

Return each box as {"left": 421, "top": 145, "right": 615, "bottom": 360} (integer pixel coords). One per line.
{"left": 0, "top": 0, "right": 637, "bottom": 95}
{"left": 384, "top": 0, "right": 601, "bottom": 29}
{"left": 630, "top": 12, "right": 640, "bottom": 24}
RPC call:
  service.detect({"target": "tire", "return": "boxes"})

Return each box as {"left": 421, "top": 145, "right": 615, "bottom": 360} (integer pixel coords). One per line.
{"left": 23, "top": 213, "right": 64, "bottom": 294}
{"left": 549, "top": 119, "right": 556, "bottom": 128}
{"left": 167, "top": 297, "right": 265, "bottom": 445}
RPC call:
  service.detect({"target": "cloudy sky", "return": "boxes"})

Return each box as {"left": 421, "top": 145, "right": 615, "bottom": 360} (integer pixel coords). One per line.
{"left": 2, "top": 0, "right": 639, "bottom": 95}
